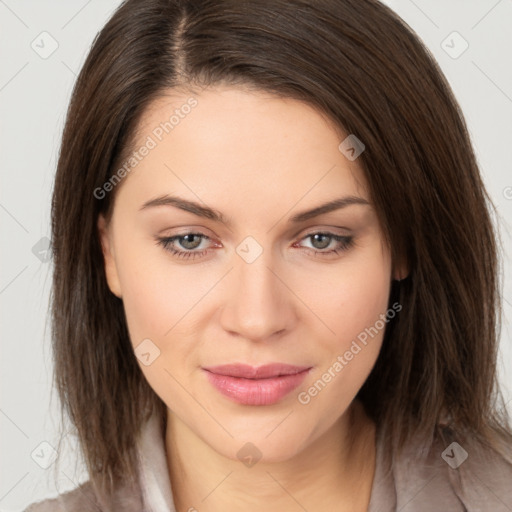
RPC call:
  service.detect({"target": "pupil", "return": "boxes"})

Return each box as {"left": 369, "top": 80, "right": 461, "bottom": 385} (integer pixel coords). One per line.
{"left": 313, "top": 234, "right": 330, "bottom": 249}
{"left": 182, "top": 235, "right": 200, "bottom": 249}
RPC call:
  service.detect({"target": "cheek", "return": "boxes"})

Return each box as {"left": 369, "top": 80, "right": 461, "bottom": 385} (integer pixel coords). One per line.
{"left": 114, "top": 239, "right": 217, "bottom": 377}
{"left": 295, "top": 242, "right": 391, "bottom": 407}
{"left": 114, "top": 233, "right": 204, "bottom": 342}
{"left": 299, "top": 239, "right": 392, "bottom": 351}
{"left": 337, "top": 263, "right": 391, "bottom": 346}
{"left": 119, "top": 264, "right": 175, "bottom": 343}
{"left": 114, "top": 248, "right": 202, "bottom": 408}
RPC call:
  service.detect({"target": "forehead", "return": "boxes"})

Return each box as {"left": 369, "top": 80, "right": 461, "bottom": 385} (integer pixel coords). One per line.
{"left": 115, "top": 86, "right": 369, "bottom": 214}
{"left": 136, "top": 86, "right": 342, "bottom": 151}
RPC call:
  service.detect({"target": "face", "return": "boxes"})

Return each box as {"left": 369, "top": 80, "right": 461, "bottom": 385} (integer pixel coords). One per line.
{"left": 98, "top": 86, "right": 396, "bottom": 462}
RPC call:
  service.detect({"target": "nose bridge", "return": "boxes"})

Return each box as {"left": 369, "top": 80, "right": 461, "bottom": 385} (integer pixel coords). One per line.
{"left": 220, "top": 239, "right": 294, "bottom": 340}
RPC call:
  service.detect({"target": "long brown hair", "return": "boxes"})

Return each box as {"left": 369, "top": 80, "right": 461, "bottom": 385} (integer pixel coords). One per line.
{"left": 50, "top": 0, "right": 512, "bottom": 495}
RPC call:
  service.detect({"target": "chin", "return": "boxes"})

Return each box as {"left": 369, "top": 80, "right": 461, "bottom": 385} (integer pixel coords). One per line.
{"left": 204, "top": 422, "right": 313, "bottom": 464}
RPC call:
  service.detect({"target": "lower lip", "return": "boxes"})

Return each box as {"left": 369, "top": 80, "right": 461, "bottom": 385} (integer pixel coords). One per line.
{"left": 203, "top": 369, "right": 311, "bottom": 406}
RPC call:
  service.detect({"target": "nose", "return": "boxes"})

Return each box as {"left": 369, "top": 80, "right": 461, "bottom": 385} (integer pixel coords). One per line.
{"left": 219, "top": 247, "right": 297, "bottom": 342}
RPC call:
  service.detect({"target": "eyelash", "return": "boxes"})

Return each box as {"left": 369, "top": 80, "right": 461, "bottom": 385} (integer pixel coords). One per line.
{"left": 156, "top": 232, "right": 354, "bottom": 260}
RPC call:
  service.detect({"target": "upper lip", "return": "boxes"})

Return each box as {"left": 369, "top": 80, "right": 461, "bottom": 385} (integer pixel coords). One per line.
{"left": 203, "top": 363, "right": 312, "bottom": 379}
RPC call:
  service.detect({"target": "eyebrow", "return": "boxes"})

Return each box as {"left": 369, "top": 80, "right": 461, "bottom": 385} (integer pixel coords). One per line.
{"left": 139, "top": 194, "right": 370, "bottom": 226}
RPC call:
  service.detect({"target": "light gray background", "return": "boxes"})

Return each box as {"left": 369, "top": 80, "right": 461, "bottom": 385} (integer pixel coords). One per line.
{"left": 1, "top": 1, "right": 511, "bottom": 510}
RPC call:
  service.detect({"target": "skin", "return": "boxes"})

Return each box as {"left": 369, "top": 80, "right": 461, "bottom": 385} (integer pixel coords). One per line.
{"left": 98, "top": 86, "right": 405, "bottom": 512}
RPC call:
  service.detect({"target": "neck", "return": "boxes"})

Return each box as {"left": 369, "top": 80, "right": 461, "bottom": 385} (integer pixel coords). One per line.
{"left": 165, "top": 400, "right": 377, "bottom": 512}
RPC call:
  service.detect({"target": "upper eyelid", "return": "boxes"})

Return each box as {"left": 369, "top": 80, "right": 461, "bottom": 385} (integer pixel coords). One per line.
{"left": 156, "top": 217, "right": 354, "bottom": 241}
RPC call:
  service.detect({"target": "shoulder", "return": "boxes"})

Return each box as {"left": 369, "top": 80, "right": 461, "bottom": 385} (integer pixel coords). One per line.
{"left": 389, "top": 427, "right": 512, "bottom": 511}
{"left": 447, "top": 433, "right": 512, "bottom": 510}
{"left": 23, "top": 479, "right": 144, "bottom": 512}
{"left": 23, "top": 481, "right": 99, "bottom": 512}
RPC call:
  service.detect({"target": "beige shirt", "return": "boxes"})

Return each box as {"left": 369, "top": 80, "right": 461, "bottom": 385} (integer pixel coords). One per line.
{"left": 25, "top": 412, "right": 512, "bottom": 511}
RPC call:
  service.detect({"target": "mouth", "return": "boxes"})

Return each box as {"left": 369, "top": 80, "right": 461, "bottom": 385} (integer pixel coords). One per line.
{"left": 202, "top": 363, "right": 312, "bottom": 405}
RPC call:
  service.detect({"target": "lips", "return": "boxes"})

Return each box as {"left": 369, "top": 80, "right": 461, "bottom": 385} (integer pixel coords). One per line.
{"left": 203, "top": 363, "right": 311, "bottom": 379}
{"left": 202, "top": 363, "right": 312, "bottom": 405}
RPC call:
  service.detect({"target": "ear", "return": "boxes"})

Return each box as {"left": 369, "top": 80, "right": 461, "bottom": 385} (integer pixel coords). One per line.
{"left": 97, "top": 214, "right": 122, "bottom": 298}
{"left": 393, "top": 257, "right": 409, "bottom": 281}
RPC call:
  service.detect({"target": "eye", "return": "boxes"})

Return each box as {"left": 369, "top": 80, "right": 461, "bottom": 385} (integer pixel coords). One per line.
{"left": 156, "top": 233, "right": 215, "bottom": 260}
{"left": 294, "top": 232, "right": 354, "bottom": 257}
{"left": 156, "top": 231, "right": 354, "bottom": 261}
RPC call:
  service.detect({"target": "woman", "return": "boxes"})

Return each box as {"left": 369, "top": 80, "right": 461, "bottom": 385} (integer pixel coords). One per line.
{"left": 26, "top": 0, "right": 512, "bottom": 510}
